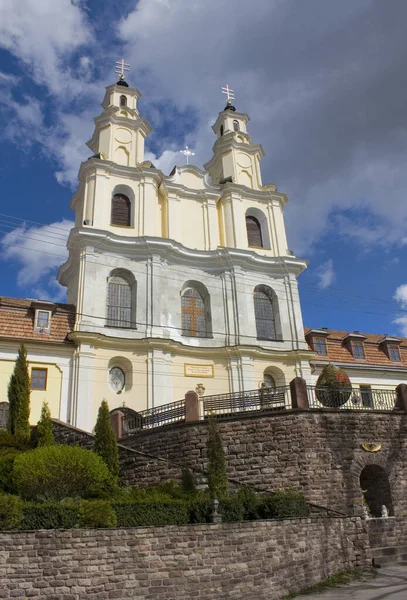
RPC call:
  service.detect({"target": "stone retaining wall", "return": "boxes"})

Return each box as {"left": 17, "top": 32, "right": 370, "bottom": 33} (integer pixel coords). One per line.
{"left": 0, "top": 517, "right": 370, "bottom": 600}
{"left": 367, "top": 517, "right": 407, "bottom": 548}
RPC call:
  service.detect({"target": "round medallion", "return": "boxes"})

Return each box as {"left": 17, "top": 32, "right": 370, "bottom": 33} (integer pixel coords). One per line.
{"left": 114, "top": 128, "right": 132, "bottom": 144}
{"left": 109, "top": 367, "right": 125, "bottom": 393}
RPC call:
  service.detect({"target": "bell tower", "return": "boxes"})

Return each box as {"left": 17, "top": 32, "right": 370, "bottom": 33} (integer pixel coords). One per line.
{"left": 204, "top": 86, "right": 264, "bottom": 189}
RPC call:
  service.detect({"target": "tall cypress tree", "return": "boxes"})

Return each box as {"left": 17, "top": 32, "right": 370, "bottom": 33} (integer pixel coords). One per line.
{"left": 207, "top": 414, "right": 228, "bottom": 499}
{"left": 7, "top": 345, "right": 30, "bottom": 441}
{"left": 36, "top": 402, "right": 55, "bottom": 447}
{"left": 93, "top": 399, "right": 119, "bottom": 479}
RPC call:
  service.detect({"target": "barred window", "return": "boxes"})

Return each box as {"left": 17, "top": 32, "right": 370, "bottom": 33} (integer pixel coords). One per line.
{"left": 246, "top": 216, "right": 263, "bottom": 247}
{"left": 107, "top": 275, "right": 132, "bottom": 328}
{"left": 111, "top": 193, "right": 131, "bottom": 227}
{"left": 181, "top": 288, "right": 206, "bottom": 337}
{"left": 254, "top": 289, "right": 276, "bottom": 340}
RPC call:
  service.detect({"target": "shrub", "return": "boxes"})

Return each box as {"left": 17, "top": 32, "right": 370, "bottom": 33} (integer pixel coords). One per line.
{"left": 113, "top": 499, "right": 189, "bottom": 527}
{"left": 13, "top": 445, "right": 117, "bottom": 502}
{"left": 21, "top": 502, "right": 79, "bottom": 529}
{"left": 188, "top": 497, "right": 213, "bottom": 523}
{"left": 181, "top": 467, "right": 196, "bottom": 494}
{"left": 316, "top": 365, "right": 352, "bottom": 408}
{"left": 79, "top": 500, "right": 117, "bottom": 528}
{"left": 259, "top": 489, "right": 310, "bottom": 519}
{"left": 235, "top": 485, "right": 262, "bottom": 520}
{"left": 36, "top": 402, "right": 54, "bottom": 447}
{"left": 207, "top": 415, "right": 228, "bottom": 499}
{"left": 7, "top": 344, "right": 30, "bottom": 442}
{"left": 0, "top": 449, "right": 21, "bottom": 494}
{"left": 219, "top": 494, "right": 245, "bottom": 522}
{"left": 0, "top": 494, "right": 22, "bottom": 530}
{"left": 93, "top": 400, "right": 119, "bottom": 479}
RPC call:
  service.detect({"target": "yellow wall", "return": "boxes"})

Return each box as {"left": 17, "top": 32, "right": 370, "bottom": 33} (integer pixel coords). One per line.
{"left": 0, "top": 359, "right": 63, "bottom": 425}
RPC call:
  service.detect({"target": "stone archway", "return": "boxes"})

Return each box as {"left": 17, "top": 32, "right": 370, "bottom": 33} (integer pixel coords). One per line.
{"left": 360, "top": 464, "right": 393, "bottom": 517}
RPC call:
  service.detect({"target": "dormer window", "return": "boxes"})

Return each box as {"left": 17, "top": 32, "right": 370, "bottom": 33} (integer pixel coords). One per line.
{"left": 34, "top": 309, "right": 51, "bottom": 333}
{"left": 314, "top": 337, "right": 328, "bottom": 356}
{"left": 351, "top": 340, "right": 365, "bottom": 359}
{"left": 120, "top": 95, "right": 127, "bottom": 107}
{"left": 389, "top": 345, "right": 401, "bottom": 362}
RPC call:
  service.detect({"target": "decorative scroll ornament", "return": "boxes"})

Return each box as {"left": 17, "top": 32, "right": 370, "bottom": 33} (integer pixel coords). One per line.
{"left": 195, "top": 383, "right": 205, "bottom": 397}
{"left": 361, "top": 443, "right": 382, "bottom": 453}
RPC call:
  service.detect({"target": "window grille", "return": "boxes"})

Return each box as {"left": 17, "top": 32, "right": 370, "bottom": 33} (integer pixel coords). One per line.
{"left": 111, "top": 193, "right": 131, "bottom": 226}
{"left": 107, "top": 275, "right": 132, "bottom": 328}
{"left": 352, "top": 341, "right": 365, "bottom": 359}
{"left": 246, "top": 216, "right": 263, "bottom": 247}
{"left": 181, "top": 288, "right": 206, "bottom": 337}
{"left": 254, "top": 289, "right": 276, "bottom": 340}
{"left": 314, "top": 337, "right": 327, "bottom": 355}
{"left": 389, "top": 345, "right": 401, "bottom": 361}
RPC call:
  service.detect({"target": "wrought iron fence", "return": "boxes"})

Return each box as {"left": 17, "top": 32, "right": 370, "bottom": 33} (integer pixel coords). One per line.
{"left": 307, "top": 386, "right": 398, "bottom": 411}
{"left": 203, "top": 386, "right": 291, "bottom": 418}
{"left": 126, "top": 398, "right": 186, "bottom": 431}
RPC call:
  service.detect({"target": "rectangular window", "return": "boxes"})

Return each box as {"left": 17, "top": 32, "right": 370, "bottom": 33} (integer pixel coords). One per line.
{"left": 352, "top": 341, "right": 365, "bottom": 359}
{"left": 36, "top": 310, "right": 50, "bottom": 329}
{"left": 314, "top": 337, "right": 327, "bottom": 355}
{"left": 389, "top": 345, "right": 401, "bottom": 361}
{"left": 359, "top": 385, "right": 373, "bottom": 408}
{"left": 31, "top": 368, "right": 47, "bottom": 390}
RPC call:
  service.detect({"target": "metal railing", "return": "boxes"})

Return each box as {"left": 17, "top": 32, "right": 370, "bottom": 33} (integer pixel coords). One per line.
{"left": 203, "top": 386, "right": 291, "bottom": 418}
{"left": 126, "top": 398, "right": 186, "bottom": 431}
{"left": 307, "top": 386, "right": 398, "bottom": 411}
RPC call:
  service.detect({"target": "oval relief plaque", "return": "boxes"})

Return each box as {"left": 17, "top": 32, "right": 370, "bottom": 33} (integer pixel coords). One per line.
{"left": 115, "top": 128, "right": 132, "bottom": 144}
{"left": 236, "top": 152, "right": 252, "bottom": 168}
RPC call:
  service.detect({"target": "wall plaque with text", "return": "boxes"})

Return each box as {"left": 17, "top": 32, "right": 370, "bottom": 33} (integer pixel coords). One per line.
{"left": 184, "top": 364, "right": 214, "bottom": 378}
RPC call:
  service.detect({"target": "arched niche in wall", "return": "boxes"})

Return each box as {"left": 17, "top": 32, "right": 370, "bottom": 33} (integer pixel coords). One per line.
{"left": 245, "top": 207, "right": 271, "bottom": 249}
{"left": 108, "top": 356, "right": 133, "bottom": 394}
{"left": 360, "top": 464, "right": 393, "bottom": 517}
{"left": 114, "top": 145, "right": 130, "bottom": 166}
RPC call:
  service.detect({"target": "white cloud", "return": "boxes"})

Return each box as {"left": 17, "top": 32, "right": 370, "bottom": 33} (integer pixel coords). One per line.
{"left": 145, "top": 149, "right": 181, "bottom": 175}
{"left": 0, "top": 0, "right": 90, "bottom": 97}
{"left": 0, "top": 220, "right": 72, "bottom": 299}
{"left": 393, "top": 316, "right": 407, "bottom": 337}
{"left": 394, "top": 284, "right": 407, "bottom": 309}
{"left": 315, "top": 259, "right": 335, "bottom": 289}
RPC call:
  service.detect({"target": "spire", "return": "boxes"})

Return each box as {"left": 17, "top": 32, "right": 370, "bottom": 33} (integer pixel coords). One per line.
{"left": 115, "top": 58, "right": 130, "bottom": 87}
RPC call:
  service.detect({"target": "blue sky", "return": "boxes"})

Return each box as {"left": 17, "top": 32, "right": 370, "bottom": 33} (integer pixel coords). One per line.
{"left": 0, "top": 0, "right": 407, "bottom": 336}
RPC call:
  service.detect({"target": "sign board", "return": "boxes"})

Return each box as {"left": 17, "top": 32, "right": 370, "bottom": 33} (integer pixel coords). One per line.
{"left": 184, "top": 364, "right": 214, "bottom": 378}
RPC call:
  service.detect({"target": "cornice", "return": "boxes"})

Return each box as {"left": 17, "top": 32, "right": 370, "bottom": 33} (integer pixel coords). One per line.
{"left": 87, "top": 113, "right": 152, "bottom": 152}
{"left": 63, "top": 228, "right": 308, "bottom": 276}
{"left": 204, "top": 138, "right": 265, "bottom": 172}
{"left": 212, "top": 110, "right": 250, "bottom": 132}
{"left": 310, "top": 360, "right": 407, "bottom": 374}
{"left": 101, "top": 83, "right": 142, "bottom": 109}
{"left": 76, "top": 158, "right": 163, "bottom": 185}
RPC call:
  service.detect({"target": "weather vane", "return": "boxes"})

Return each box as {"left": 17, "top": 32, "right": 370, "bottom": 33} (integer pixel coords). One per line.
{"left": 222, "top": 84, "right": 235, "bottom": 105}
{"left": 180, "top": 145, "right": 195, "bottom": 165}
{"left": 115, "top": 58, "right": 130, "bottom": 81}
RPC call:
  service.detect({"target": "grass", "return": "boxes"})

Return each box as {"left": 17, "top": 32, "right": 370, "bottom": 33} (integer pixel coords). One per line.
{"left": 282, "top": 568, "right": 371, "bottom": 598}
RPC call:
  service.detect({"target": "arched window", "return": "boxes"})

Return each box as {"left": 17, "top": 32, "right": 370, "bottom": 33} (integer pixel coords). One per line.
{"left": 254, "top": 287, "right": 276, "bottom": 340}
{"left": 120, "top": 95, "right": 127, "bottom": 107}
{"left": 181, "top": 288, "right": 207, "bottom": 337}
{"left": 233, "top": 120, "right": 239, "bottom": 132}
{"left": 263, "top": 374, "right": 276, "bottom": 389}
{"left": 220, "top": 125, "right": 224, "bottom": 136}
{"left": 107, "top": 274, "right": 132, "bottom": 328}
{"left": 111, "top": 193, "right": 131, "bottom": 226}
{"left": 246, "top": 216, "right": 263, "bottom": 247}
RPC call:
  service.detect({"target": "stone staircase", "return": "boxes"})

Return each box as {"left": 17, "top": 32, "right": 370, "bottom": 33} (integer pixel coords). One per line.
{"left": 372, "top": 545, "right": 407, "bottom": 567}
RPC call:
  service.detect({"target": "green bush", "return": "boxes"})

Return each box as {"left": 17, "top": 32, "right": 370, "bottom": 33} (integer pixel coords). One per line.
{"left": 36, "top": 402, "right": 55, "bottom": 447}
{"left": 21, "top": 502, "right": 79, "bottom": 529}
{"left": 13, "top": 445, "right": 117, "bottom": 502}
{"left": 113, "top": 500, "right": 189, "bottom": 527}
{"left": 93, "top": 400, "right": 119, "bottom": 479}
{"left": 0, "top": 494, "right": 22, "bottom": 530}
{"left": 0, "top": 450, "right": 21, "bottom": 494}
{"left": 259, "top": 489, "right": 310, "bottom": 519}
{"left": 207, "top": 415, "right": 228, "bottom": 499}
{"left": 181, "top": 467, "right": 196, "bottom": 494}
{"left": 219, "top": 494, "right": 245, "bottom": 522}
{"left": 79, "top": 499, "right": 117, "bottom": 528}
{"left": 0, "top": 430, "right": 30, "bottom": 450}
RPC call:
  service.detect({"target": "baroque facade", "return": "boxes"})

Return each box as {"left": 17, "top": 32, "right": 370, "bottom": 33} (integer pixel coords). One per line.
{"left": 56, "top": 76, "right": 312, "bottom": 431}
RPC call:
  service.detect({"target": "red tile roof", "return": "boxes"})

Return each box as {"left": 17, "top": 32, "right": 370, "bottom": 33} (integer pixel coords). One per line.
{"left": 305, "top": 328, "right": 407, "bottom": 368}
{"left": 0, "top": 297, "right": 75, "bottom": 345}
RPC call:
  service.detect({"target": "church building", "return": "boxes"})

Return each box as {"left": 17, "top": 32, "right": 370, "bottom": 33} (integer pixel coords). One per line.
{"left": 57, "top": 72, "right": 313, "bottom": 431}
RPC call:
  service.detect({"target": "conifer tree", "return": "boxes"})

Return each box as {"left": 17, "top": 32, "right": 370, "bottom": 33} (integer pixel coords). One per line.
{"left": 206, "top": 414, "right": 228, "bottom": 499}
{"left": 36, "top": 402, "right": 54, "bottom": 447}
{"left": 93, "top": 399, "right": 119, "bottom": 479}
{"left": 7, "top": 345, "right": 30, "bottom": 441}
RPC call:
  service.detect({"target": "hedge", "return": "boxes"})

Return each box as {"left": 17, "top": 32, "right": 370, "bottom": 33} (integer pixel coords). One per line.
{"left": 113, "top": 500, "right": 189, "bottom": 527}
{"left": 0, "top": 494, "right": 22, "bottom": 530}
{"left": 21, "top": 502, "right": 79, "bottom": 530}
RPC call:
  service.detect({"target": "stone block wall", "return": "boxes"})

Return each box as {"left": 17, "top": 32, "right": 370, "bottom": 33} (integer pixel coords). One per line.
{"left": 0, "top": 517, "right": 370, "bottom": 600}
{"left": 367, "top": 517, "right": 407, "bottom": 549}
{"left": 119, "top": 410, "right": 407, "bottom": 514}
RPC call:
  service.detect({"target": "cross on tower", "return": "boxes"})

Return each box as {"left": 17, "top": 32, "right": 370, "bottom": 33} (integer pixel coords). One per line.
{"left": 115, "top": 58, "right": 130, "bottom": 81}
{"left": 221, "top": 84, "right": 235, "bottom": 104}
{"left": 180, "top": 145, "right": 195, "bottom": 165}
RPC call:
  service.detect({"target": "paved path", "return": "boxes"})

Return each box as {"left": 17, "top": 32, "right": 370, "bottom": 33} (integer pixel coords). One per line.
{"left": 293, "top": 566, "right": 407, "bottom": 599}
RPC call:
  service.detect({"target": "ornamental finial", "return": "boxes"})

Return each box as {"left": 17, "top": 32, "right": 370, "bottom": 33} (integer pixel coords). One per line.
{"left": 180, "top": 145, "right": 195, "bottom": 165}
{"left": 115, "top": 58, "right": 130, "bottom": 84}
